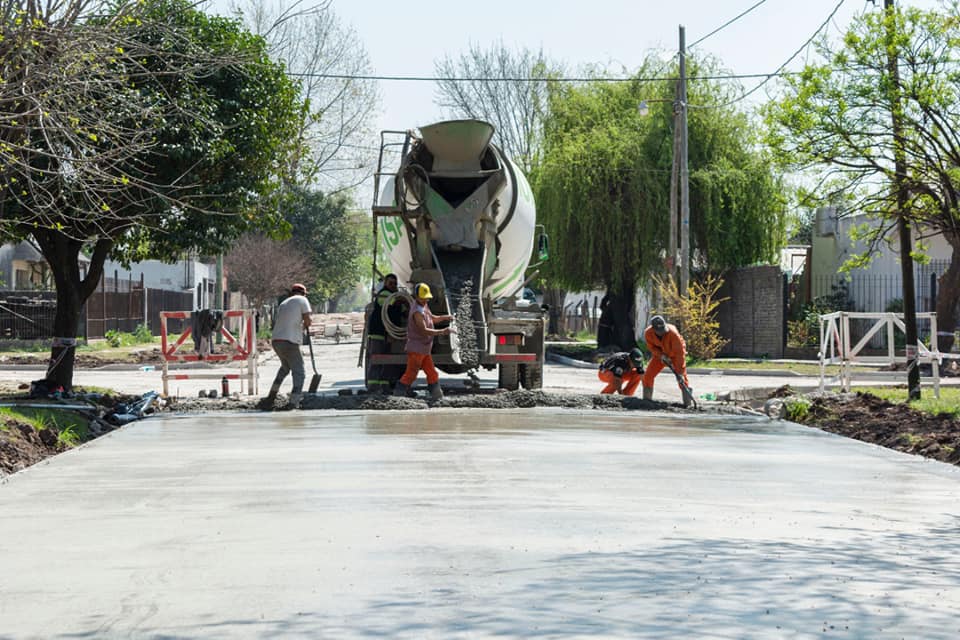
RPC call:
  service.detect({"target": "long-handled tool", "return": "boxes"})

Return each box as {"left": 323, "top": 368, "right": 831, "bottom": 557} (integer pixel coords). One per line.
{"left": 663, "top": 357, "right": 697, "bottom": 409}
{"left": 306, "top": 331, "right": 322, "bottom": 393}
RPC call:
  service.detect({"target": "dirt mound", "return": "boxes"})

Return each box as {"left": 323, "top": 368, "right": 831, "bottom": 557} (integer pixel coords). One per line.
{"left": 0, "top": 418, "right": 64, "bottom": 476}
{"left": 792, "top": 391, "right": 960, "bottom": 466}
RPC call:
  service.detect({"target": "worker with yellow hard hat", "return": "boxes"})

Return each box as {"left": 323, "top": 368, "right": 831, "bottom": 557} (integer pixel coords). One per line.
{"left": 394, "top": 282, "right": 454, "bottom": 401}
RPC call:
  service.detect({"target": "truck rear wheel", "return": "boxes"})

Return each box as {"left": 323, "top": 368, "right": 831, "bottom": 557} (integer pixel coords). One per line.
{"left": 520, "top": 363, "right": 542, "bottom": 390}
{"left": 498, "top": 363, "right": 519, "bottom": 390}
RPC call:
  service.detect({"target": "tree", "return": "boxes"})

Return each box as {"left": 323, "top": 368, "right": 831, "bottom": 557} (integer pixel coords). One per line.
{"left": 233, "top": 0, "right": 379, "bottom": 192}
{"left": 764, "top": 4, "right": 960, "bottom": 352}
{"left": 0, "top": 0, "right": 306, "bottom": 390}
{"left": 434, "top": 41, "right": 561, "bottom": 173}
{"left": 536, "top": 57, "right": 785, "bottom": 349}
{"left": 284, "top": 187, "right": 364, "bottom": 310}
{"left": 225, "top": 234, "right": 312, "bottom": 311}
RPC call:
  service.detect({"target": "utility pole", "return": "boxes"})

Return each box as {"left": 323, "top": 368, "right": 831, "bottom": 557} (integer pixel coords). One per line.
{"left": 678, "top": 25, "right": 690, "bottom": 295}
{"left": 668, "top": 81, "right": 680, "bottom": 285}
{"left": 884, "top": 0, "right": 920, "bottom": 398}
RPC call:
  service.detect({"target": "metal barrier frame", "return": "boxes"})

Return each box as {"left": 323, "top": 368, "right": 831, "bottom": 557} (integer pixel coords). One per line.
{"left": 819, "top": 311, "right": 940, "bottom": 397}
{"left": 159, "top": 310, "right": 258, "bottom": 396}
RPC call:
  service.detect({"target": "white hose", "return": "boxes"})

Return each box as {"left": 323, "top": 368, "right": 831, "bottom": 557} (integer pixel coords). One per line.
{"left": 383, "top": 291, "right": 413, "bottom": 341}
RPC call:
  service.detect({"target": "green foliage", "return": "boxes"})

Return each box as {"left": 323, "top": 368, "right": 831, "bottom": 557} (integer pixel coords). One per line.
{"left": 104, "top": 330, "right": 123, "bottom": 348}
{"left": 133, "top": 323, "right": 153, "bottom": 343}
{"left": 0, "top": 407, "right": 90, "bottom": 446}
{"left": 787, "top": 282, "right": 853, "bottom": 348}
{"left": 535, "top": 56, "right": 786, "bottom": 294}
{"left": 784, "top": 396, "right": 812, "bottom": 422}
{"left": 764, "top": 4, "right": 960, "bottom": 269}
{"left": 284, "top": 188, "right": 364, "bottom": 306}
{"left": 857, "top": 387, "right": 960, "bottom": 419}
{"left": 103, "top": 325, "right": 156, "bottom": 348}
{"left": 113, "top": 0, "right": 307, "bottom": 262}
{"left": 653, "top": 273, "right": 730, "bottom": 360}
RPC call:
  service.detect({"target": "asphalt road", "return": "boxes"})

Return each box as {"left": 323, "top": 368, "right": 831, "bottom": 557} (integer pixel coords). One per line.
{"left": 1, "top": 409, "right": 959, "bottom": 638}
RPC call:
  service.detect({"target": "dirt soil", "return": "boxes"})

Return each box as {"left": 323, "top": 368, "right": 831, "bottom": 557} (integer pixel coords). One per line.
{"left": 777, "top": 388, "right": 960, "bottom": 466}
{"left": 0, "top": 381, "right": 146, "bottom": 478}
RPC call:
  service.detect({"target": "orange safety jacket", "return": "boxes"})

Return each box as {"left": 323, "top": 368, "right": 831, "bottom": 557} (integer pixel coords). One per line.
{"left": 644, "top": 323, "right": 686, "bottom": 369}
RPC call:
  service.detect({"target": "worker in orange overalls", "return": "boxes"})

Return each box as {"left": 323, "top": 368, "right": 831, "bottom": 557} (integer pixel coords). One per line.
{"left": 598, "top": 348, "right": 646, "bottom": 395}
{"left": 642, "top": 315, "right": 692, "bottom": 407}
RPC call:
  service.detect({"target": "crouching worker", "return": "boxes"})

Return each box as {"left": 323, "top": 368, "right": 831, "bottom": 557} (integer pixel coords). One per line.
{"left": 598, "top": 348, "right": 645, "bottom": 395}
{"left": 393, "top": 283, "right": 453, "bottom": 402}
{"left": 642, "top": 315, "right": 693, "bottom": 407}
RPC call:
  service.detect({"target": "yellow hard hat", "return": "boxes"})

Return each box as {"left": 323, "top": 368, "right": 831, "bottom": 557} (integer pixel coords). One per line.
{"left": 415, "top": 282, "right": 433, "bottom": 299}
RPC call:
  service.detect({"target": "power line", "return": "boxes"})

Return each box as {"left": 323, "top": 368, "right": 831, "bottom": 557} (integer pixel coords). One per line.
{"left": 690, "top": 0, "right": 846, "bottom": 109}
{"left": 287, "top": 71, "right": 797, "bottom": 83}
{"left": 688, "top": 0, "right": 772, "bottom": 49}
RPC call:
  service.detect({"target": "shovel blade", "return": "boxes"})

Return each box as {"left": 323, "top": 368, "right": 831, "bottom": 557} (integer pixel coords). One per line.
{"left": 308, "top": 374, "right": 322, "bottom": 393}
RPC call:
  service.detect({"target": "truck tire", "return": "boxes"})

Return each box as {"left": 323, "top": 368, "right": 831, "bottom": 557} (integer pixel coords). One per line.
{"left": 498, "top": 362, "right": 519, "bottom": 390}
{"left": 520, "top": 363, "right": 542, "bottom": 390}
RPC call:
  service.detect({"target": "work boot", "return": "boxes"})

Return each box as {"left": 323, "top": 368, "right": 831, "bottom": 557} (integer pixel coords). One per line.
{"left": 428, "top": 382, "right": 444, "bottom": 402}
{"left": 257, "top": 383, "right": 281, "bottom": 410}
{"left": 642, "top": 386, "right": 653, "bottom": 401}
{"left": 393, "top": 382, "right": 409, "bottom": 398}
{"left": 287, "top": 391, "right": 303, "bottom": 410}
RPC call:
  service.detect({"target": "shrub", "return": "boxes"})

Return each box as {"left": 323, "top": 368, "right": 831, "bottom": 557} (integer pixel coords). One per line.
{"left": 104, "top": 329, "right": 122, "bottom": 348}
{"left": 133, "top": 323, "right": 153, "bottom": 343}
{"left": 653, "top": 273, "right": 730, "bottom": 361}
{"left": 784, "top": 396, "right": 812, "bottom": 422}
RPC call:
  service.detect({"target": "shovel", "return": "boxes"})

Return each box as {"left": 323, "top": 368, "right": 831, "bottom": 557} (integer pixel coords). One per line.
{"left": 306, "top": 331, "right": 322, "bottom": 393}
{"left": 663, "top": 357, "right": 698, "bottom": 410}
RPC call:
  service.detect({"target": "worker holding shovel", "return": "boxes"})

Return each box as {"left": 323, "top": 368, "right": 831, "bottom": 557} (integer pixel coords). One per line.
{"left": 260, "top": 283, "right": 312, "bottom": 410}
{"left": 642, "top": 315, "right": 695, "bottom": 408}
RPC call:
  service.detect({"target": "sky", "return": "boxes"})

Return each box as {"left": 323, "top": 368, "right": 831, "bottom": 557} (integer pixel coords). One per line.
{"left": 331, "top": 0, "right": 941, "bottom": 136}
{"left": 208, "top": 0, "right": 943, "bottom": 200}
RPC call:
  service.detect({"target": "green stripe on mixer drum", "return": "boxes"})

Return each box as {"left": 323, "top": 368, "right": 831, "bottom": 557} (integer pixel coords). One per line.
{"left": 491, "top": 263, "right": 525, "bottom": 296}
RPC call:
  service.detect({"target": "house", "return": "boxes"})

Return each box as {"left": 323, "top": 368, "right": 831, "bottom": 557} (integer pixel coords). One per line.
{"left": 101, "top": 255, "right": 219, "bottom": 310}
{"left": 807, "top": 206, "right": 950, "bottom": 313}
{"left": 0, "top": 241, "right": 89, "bottom": 290}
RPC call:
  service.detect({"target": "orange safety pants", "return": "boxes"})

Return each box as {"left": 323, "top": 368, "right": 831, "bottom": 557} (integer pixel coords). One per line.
{"left": 598, "top": 369, "right": 642, "bottom": 396}
{"left": 642, "top": 357, "right": 689, "bottom": 390}
{"left": 399, "top": 352, "right": 440, "bottom": 386}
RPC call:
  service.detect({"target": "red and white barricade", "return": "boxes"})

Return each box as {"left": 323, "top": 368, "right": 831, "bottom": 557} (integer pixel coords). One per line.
{"left": 159, "top": 310, "right": 258, "bottom": 396}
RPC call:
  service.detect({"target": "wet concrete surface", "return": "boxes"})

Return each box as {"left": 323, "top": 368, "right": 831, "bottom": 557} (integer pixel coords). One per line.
{"left": 1, "top": 409, "right": 959, "bottom": 639}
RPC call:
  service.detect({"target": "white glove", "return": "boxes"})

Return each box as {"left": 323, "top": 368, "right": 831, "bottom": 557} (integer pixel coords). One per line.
{"left": 660, "top": 354, "right": 671, "bottom": 365}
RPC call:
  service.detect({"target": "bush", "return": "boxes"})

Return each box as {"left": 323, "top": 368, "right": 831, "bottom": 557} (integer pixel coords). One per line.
{"left": 653, "top": 273, "right": 730, "bottom": 361}
{"left": 787, "top": 281, "right": 854, "bottom": 348}
{"left": 133, "top": 323, "right": 153, "bottom": 343}
{"left": 784, "top": 396, "right": 812, "bottom": 422}
{"left": 103, "top": 325, "right": 154, "bottom": 348}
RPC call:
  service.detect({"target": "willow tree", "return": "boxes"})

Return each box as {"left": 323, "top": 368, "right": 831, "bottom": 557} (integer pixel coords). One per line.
{"left": 536, "top": 58, "right": 785, "bottom": 348}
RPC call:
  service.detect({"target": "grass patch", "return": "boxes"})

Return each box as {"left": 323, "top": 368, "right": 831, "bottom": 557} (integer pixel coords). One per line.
{"left": 0, "top": 406, "right": 91, "bottom": 446}
{"left": 854, "top": 386, "right": 960, "bottom": 419}
{"left": 690, "top": 359, "right": 880, "bottom": 376}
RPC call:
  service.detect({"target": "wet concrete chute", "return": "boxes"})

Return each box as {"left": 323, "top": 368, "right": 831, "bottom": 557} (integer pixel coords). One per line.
{"left": 2, "top": 408, "right": 960, "bottom": 638}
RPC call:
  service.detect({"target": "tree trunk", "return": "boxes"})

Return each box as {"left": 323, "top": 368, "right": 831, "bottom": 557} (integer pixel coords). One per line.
{"left": 603, "top": 282, "right": 637, "bottom": 350}
{"left": 542, "top": 287, "right": 566, "bottom": 336}
{"left": 32, "top": 230, "right": 112, "bottom": 392}
{"left": 936, "top": 234, "right": 960, "bottom": 354}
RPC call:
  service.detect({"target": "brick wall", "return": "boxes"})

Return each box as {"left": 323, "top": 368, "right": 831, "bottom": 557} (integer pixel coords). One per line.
{"left": 716, "top": 266, "right": 786, "bottom": 358}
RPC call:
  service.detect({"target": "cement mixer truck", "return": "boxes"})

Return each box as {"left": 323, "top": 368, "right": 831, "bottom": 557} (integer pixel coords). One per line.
{"left": 364, "top": 119, "right": 548, "bottom": 391}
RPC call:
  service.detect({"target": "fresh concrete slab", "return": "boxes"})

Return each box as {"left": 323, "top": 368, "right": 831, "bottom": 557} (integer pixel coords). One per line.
{"left": 1, "top": 409, "right": 959, "bottom": 639}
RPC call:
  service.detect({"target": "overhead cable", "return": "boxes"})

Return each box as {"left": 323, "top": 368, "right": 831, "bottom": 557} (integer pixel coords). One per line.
{"left": 688, "top": 0, "right": 772, "bottom": 49}
{"left": 690, "top": 0, "right": 846, "bottom": 109}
